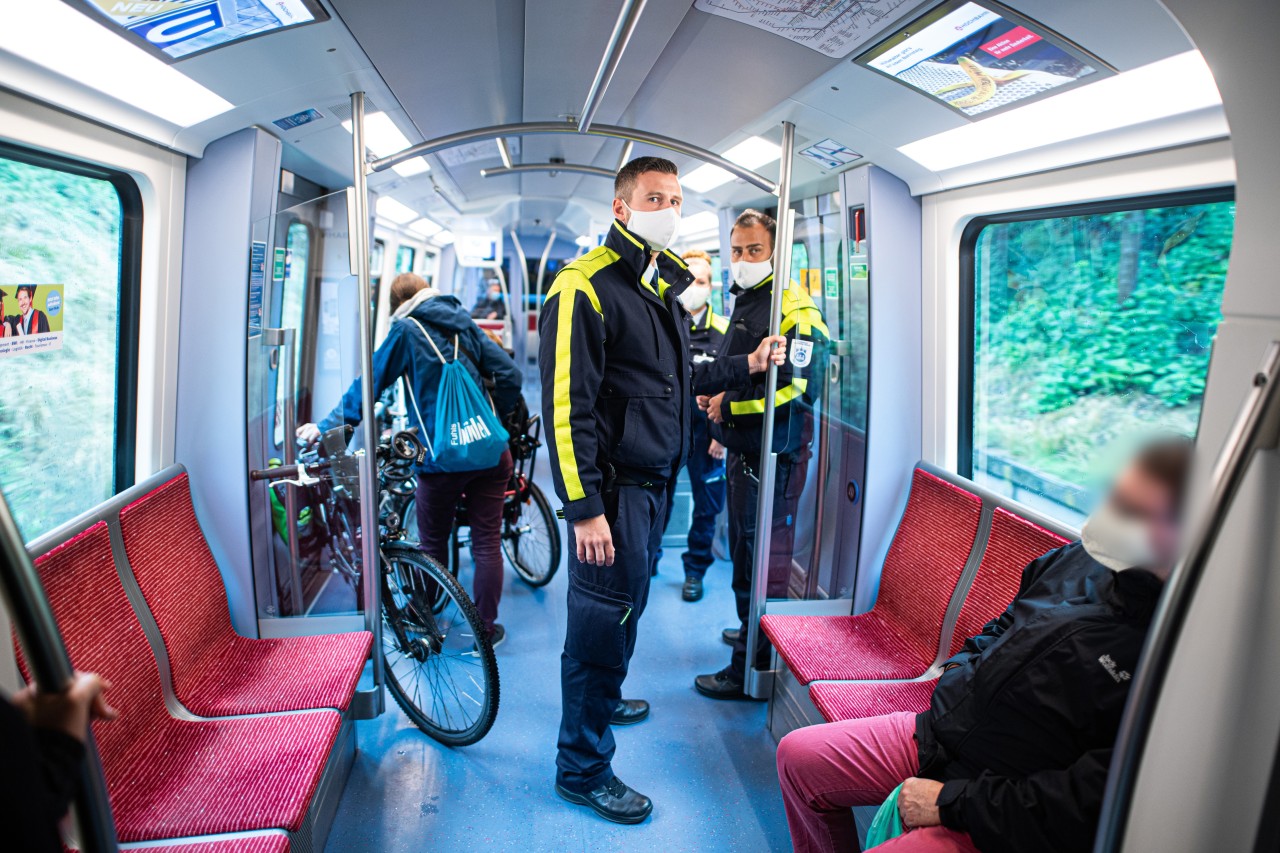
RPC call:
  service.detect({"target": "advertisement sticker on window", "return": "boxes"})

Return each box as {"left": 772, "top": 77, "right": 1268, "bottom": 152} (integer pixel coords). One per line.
{"left": 0, "top": 284, "right": 64, "bottom": 358}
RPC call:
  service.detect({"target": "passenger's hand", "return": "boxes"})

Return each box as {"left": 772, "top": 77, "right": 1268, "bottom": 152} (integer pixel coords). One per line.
{"left": 706, "top": 393, "right": 726, "bottom": 424}
{"left": 898, "top": 777, "right": 944, "bottom": 829}
{"left": 296, "top": 423, "right": 321, "bottom": 446}
{"left": 747, "top": 335, "right": 787, "bottom": 373}
{"left": 696, "top": 395, "right": 711, "bottom": 412}
{"left": 12, "top": 671, "right": 119, "bottom": 743}
{"left": 708, "top": 440, "right": 726, "bottom": 461}
{"left": 574, "top": 515, "right": 615, "bottom": 567}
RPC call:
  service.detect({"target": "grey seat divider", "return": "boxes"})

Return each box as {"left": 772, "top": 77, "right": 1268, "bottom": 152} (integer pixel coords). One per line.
{"left": 912, "top": 461, "right": 1078, "bottom": 683}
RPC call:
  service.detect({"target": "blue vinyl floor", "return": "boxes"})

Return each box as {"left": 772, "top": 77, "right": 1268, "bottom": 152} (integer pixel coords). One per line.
{"left": 325, "top": 475, "right": 793, "bottom": 851}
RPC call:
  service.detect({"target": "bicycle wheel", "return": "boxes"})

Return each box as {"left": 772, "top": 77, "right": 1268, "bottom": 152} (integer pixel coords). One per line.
{"left": 399, "top": 497, "right": 459, "bottom": 615}
{"left": 502, "top": 481, "right": 561, "bottom": 587}
{"left": 380, "top": 544, "right": 499, "bottom": 746}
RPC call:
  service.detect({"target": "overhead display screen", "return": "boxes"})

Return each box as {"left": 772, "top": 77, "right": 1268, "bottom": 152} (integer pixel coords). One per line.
{"left": 856, "top": 0, "right": 1110, "bottom": 118}
{"left": 74, "top": 0, "right": 326, "bottom": 60}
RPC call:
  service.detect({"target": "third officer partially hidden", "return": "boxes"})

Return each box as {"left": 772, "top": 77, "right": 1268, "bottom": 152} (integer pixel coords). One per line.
{"left": 541, "top": 158, "right": 783, "bottom": 825}
{"left": 695, "top": 208, "right": 830, "bottom": 701}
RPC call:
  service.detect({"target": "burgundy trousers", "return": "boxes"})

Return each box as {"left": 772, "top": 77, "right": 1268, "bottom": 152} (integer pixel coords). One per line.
{"left": 414, "top": 450, "right": 514, "bottom": 633}
{"left": 776, "top": 712, "right": 981, "bottom": 853}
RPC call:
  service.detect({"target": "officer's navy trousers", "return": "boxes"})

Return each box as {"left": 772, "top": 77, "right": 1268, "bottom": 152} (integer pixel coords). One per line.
{"left": 726, "top": 452, "right": 806, "bottom": 680}
{"left": 682, "top": 411, "right": 726, "bottom": 579}
{"left": 556, "top": 482, "right": 668, "bottom": 793}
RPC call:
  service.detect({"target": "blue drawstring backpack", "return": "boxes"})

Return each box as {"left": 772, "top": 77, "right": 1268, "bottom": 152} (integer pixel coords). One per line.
{"left": 404, "top": 317, "right": 509, "bottom": 472}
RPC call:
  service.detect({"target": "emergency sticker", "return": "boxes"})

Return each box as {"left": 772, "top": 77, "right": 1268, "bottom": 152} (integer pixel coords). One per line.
{"left": 790, "top": 339, "right": 814, "bottom": 368}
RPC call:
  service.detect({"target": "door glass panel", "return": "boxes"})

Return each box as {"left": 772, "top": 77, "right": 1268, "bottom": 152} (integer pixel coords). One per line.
{"left": 249, "top": 190, "right": 371, "bottom": 619}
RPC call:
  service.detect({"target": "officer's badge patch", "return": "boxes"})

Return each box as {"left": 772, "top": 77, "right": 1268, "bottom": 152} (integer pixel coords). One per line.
{"left": 790, "top": 339, "right": 814, "bottom": 368}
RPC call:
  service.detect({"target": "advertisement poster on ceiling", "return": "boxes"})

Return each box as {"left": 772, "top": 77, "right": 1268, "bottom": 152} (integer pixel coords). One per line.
{"left": 79, "top": 0, "right": 323, "bottom": 60}
{"left": 0, "top": 285, "right": 64, "bottom": 359}
{"left": 858, "top": 0, "right": 1107, "bottom": 117}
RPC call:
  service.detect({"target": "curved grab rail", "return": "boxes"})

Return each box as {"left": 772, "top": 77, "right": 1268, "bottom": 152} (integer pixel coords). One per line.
{"left": 0, "top": 490, "right": 118, "bottom": 852}
{"left": 480, "top": 163, "right": 617, "bottom": 180}
{"left": 369, "top": 121, "right": 779, "bottom": 194}
{"left": 1095, "top": 340, "right": 1280, "bottom": 852}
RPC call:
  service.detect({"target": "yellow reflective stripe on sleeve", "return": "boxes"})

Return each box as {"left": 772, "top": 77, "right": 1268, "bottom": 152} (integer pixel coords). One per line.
{"left": 727, "top": 378, "right": 809, "bottom": 415}
{"left": 710, "top": 313, "right": 730, "bottom": 334}
{"left": 546, "top": 271, "right": 603, "bottom": 317}
{"left": 780, "top": 308, "right": 829, "bottom": 338}
{"left": 553, "top": 288, "right": 586, "bottom": 500}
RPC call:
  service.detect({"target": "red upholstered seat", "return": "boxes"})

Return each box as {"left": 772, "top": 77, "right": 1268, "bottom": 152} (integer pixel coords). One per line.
{"left": 119, "top": 473, "right": 371, "bottom": 715}
{"left": 946, "top": 508, "right": 1069, "bottom": 655}
{"left": 809, "top": 679, "right": 936, "bottom": 723}
{"left": 124, "top": 834, "right": 288, "bottom": 853}
{"left": 761, "top": 470, "right": 982, "bottom": 682}
{"left": 21, "top": 524, "right": 340, "bottom": 843}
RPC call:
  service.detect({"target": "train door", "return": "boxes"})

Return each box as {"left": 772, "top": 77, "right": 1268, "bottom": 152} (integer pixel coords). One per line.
{"left": 247, "top": 189, "right": 376, "bottom": 631}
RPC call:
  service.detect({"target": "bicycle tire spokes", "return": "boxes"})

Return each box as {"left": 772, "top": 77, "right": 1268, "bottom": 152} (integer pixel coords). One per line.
{"left": 380, "top": 548, "right": 499, "bottom": 745}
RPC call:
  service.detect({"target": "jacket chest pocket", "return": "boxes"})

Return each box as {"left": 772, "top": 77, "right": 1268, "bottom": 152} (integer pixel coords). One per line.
{"left": 601, "top": 364, "right": 678, "bottom": 469}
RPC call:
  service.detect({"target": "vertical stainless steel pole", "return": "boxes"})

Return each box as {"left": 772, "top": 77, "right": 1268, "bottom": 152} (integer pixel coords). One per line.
{"left": 744, "top": 121, "right": 796, "bottom": 699}
{"left": 508, "top": 229, "right": 529, "bottom": 368}
{"left": 351, "top": 91, "right": 385, "bottom": 711}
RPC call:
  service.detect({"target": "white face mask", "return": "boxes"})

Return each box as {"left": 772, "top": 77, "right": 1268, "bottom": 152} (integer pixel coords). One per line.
{"left": 622, "top": 201, "right": 681, "bottom": 251}
{"left": 1081, "top": 501, "right": 1156, "bottom": 572}
{"left": 732, "top": 259, "right": 772, "bottom": 289}
{"left": 679, "top": 284, "right": 711, "bottom": 313}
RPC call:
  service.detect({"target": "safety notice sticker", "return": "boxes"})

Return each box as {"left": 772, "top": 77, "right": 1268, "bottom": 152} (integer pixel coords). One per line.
{"left": 694, "top": 0, "right": 917, "bottom": 58}
{"left": 0, "top": 284, "right": 64, "bottom": 359}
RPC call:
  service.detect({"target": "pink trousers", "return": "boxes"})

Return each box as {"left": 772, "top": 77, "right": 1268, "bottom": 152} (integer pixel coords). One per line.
{"left": 776, "top": 712, "right": 981, "bottom": 853}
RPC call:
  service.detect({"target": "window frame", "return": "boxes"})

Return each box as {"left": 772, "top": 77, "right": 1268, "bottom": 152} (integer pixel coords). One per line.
{"left": 0, "top": 141, "right": 143, "bottom": 496}
{"left": 957, "top": 186, "right": 1236, "bottom": 479}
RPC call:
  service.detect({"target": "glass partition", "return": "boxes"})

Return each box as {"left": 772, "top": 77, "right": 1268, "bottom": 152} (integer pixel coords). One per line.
{"left": 248, "top": 190, "right": 373, "bottom": 620}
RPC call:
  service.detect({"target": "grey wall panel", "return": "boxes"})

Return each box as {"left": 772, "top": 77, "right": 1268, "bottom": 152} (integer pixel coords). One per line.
{"left": 175, "top": 127, "right": 281, "bottom": 637}
{"left": 848, "top": 165, "right": 923, "bottom": 615}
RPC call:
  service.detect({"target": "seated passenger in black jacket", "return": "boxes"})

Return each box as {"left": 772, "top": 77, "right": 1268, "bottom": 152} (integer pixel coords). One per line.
{"left": 776, "top": 437, "right": 1192, "bottom": 853}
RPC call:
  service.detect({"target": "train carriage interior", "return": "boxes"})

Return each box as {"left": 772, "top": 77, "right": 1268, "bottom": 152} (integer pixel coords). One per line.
{"left": 0, "top": 0, "right": 1278, "bottom": 851}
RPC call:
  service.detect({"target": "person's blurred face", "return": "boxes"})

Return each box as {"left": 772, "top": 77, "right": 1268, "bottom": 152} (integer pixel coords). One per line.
{"left": 687, "top": 259, "right": 712, "bottom": 289}
{"left": 17, "top": 290, "right": 31, "bottom": 313}
{"left": 612, "top": 170, "right": 682, "bottom": 223}
{"left": 730, "top": 223, "right": 773, "bottom": 263}
{"left": 1106, "top": 462, "right": 1181, "bottom": 573}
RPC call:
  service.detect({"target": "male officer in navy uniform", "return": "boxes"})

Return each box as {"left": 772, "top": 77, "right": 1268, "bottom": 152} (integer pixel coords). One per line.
{"left": 541, "top": 159, "right": 784, "bottom": 823}
{"left": 694, "top": 209, "right": 830, "bottom": 701}
{"left": 673, "top": 249, "right": 729, "bottom": 602}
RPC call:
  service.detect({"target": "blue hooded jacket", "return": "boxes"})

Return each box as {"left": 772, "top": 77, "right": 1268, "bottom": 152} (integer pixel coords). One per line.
{"left": 319, "top": 293, "right": 522, "bottom": 473}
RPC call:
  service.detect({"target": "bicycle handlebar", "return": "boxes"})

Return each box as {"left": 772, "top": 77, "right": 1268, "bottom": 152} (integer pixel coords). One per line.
{"left": 249, "top": 459, "right": 332, "bottom": 482}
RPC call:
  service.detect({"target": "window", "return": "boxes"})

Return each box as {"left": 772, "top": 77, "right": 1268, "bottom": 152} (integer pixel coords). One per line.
{"left": 395, "top": 245, "right": 416, "bottom": 274}
{"left": 0, "top": 144, "right": 141, "bottom": 539}
{"left": 961, "top": 191, "right": 1234, "bottom": 523}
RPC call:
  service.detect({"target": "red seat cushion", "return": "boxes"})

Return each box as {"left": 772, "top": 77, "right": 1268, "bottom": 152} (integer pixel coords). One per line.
{"left": 21, "top": 524, "right": 339, "bottom": 842}
{"left": 946, "top": 509, "right": 1070, "bottom": 655}
{"left": 809, "top": 679, "right": 936, "bottom": 723}
{"left": 126, "top": 834, "right": 288, "bottom": 852}
{"left": 762, "top": 470, "right": 982, "bottom": 682}
{"left": 119, "top": 473, "right": 371, "bottom": 715}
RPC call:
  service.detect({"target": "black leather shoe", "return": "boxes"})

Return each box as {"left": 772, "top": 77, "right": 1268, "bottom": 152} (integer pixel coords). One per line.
{"left": 695, "top": 667, "right": 761, "bottom": 701}
{"left": 682, "top": 575, "right": 704, "bottom": 602}
{"left": 610, "top": 698, "right": 650, "bottom": 726}
{"left": 722, "top": 627, "right": 741, "bottom": 646}
{"left": 555, "top": 776, "right": 653, "bottom": 824}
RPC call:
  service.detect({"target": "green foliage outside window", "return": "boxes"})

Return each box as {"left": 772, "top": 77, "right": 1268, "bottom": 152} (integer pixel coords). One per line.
{"left": 971, "top": 198, "right": 1234, "bottom": 519}
{"left": 0, "top": 156, "right": 125, "bottom": 539}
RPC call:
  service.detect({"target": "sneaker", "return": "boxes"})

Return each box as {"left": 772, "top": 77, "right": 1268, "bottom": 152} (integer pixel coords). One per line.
{"left": 474, "top": 623, "right": 505, "bottom": 653}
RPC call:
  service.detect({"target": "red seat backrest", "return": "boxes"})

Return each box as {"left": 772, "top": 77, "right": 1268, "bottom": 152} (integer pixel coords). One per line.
{"left": 17, "top": 523, "right": 168, "bottom": 763}
{"left": 118, "top": 474, "right": 233, "bottom": 676}
{"left": 947, "top": 508, "right": 1070, "bottom": 655}
{"left": 873, "top": 470, "right": 983, "bottom": 659}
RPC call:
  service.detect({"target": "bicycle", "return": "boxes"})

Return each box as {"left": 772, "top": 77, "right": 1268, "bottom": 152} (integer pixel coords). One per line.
{"left": 386, "top": 402, "right": 563, "bottom": 592}
{"left": 251, "top": 426, "right": 500, "bottom": 746}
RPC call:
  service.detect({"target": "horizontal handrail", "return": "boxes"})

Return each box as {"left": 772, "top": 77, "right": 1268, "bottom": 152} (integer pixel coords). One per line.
{"left": 1096, "top": 339, "right": 1280, "bottom": 852}
{"left": 480, "top": 163, "right": 616, "bottom": 180}
{"left": 369, "top": 121, "right": 778, "bottom": 194}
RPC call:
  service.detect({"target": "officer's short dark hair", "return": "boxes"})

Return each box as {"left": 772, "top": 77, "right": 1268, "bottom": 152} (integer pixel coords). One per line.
{"left": 1133, "top": 435, "right": 1195, "bottom": 516}
{"left": 15, "top": 284, "right": 35, "bottom": 299}
{"left": 615, "top": 156, "right": 678, "bottom": 203}
{"left": 733, "top": 209, "right": 777, "bottom": 250}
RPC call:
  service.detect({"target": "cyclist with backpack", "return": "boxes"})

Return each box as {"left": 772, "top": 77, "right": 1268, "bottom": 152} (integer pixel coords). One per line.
{"left": 298, "top": 273, "right": 522, "bottom": 646}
